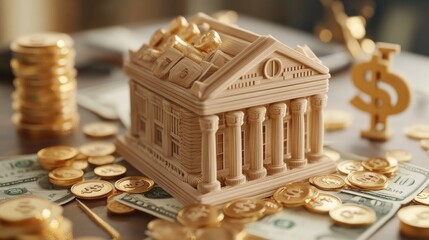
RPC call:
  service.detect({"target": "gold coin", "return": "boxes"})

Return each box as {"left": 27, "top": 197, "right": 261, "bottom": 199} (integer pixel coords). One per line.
{"left": 147, "top": 219, "right": 190, "bottom": 240}
{"left": 107, "top": 200, "right": 135, "bottom": 214}
{"left": 94, "top": 164, "right": 126, "bottom": 179}
{"left": 0, "top": 196, "right": 62, "bottom": 225}
{"left": 273, "top": 182, "right": 313, "bottom": 207}
{"left": 71, "top": 180, "right": 113, "bottom": 200}
{"left": 398, "top": 205, "right": 429, "bottom": 229}
{"left": 83, "top": 122, "right": 118, "bottom": 138}
{"left": 404, "top": 124, "right": 429, "bottom": 140}
{"left": 324, "top": 109, "right": 352, "bottom": 131}
{"left": 223, "top": 198, "right": 266, "bottom": 219}
{"left": 361, "top": 157, "right": 397, "bottom": 172}
{"left": 385, "top": 149, "right": 412, "bottom": 162}
{"left": 49, "top": 167, "right": 83, "bottom": 180}
{"left": 14, "top": 32, "right": 73, "bottom": 49}
{"left": 194, "top": 30, "right": 222, "bottom": 53}
{"left": 177, "top": 204, "right": 223, "bottom": 228}
{"left": 71, "top": 159, "right": 89, "bottom": 171}
{"left": 195, "top": 227, "right": 236, "bottom": 240}
{"left": 79, "top": 142, "right": 116, "bottom": 157}
{"left": 324, "top": 149, "right": 341, "bottom": 161}
{"left": 421, "top": 139, "right": 429, "bottom": 150}
{"left": 336, "top": 160, "right": 364, "bottom": 175}
{"left": 114, "top": 176, "right": 154, "bottom": 194}
{"left": 329, "top": 204, "right": 376, "bottom": 227}
{"left": 413, "top": 188, "right": 429, "bottom": 206}
{"left": 107, "top": 190, "right": 123, "bottom": 203}
{"left": 347, "top": 171, "right": 388, "bottom": 190}
{"left": 37, "top": 146, "right": 78, "bottom": 162}
{"left": 263, "top": 198, "right": 283, "bottom": 215}
{"left": 149, "top": 28, "right": 166, "bottom": 47}
{"left": 305, "top": 193, "right": 342, "bottom": 214}
{"left": 88, "top": 155, "right": 115, "bottom": 166}
{"left": 311, "top": 174, "right": 345, "bottom": 191}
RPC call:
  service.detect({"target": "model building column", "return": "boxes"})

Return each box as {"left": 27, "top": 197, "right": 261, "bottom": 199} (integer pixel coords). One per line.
{"left": 289, "top": 98, "right": 308, "bottom": 168}
{"left": 308, "top": 94, "right": 327, "bottom": 162}
{"left": 247, "top": 107, "right": 267, "bottom": 180}
{"left": 225, "top": 111, "right": 246, "bottom": 186}
{"left": 197, "top": 115, "right": 221, "bottom": 194}
{"left": 267, "top": 103, "right": 287, "bottom": 174}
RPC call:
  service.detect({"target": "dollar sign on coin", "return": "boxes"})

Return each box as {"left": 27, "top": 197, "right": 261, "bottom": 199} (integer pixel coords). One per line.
{"left": 350, "top": 42, "right": 411, "bottom": 141}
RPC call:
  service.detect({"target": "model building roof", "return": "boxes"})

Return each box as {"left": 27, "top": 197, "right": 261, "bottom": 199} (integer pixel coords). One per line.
{"left": 127, "top": 13, "right": 330, "bottom": 114}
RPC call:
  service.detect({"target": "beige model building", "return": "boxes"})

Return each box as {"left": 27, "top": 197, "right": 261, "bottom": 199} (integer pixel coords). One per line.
{"left": 116, "top": 13, "right": 336, "bottom": 205}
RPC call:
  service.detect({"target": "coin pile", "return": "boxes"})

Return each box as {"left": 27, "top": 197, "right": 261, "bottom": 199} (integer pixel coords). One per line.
{"left": 10, "top": 32, "right": 79, "bottom": 135}
{"left": 361, "top": 157, "right": 398, "bottom": 177}
{"left": 147, "top": 204, "right": 249, "bottom": 240}
{"left": 49, "top": 167, "right": 84, "bottom": 187}
{"left": 37, "top": 146, "right": 79, "bottom": 170}
{"left": 398, "top": 205, "right": 429, "bottom": 238}
{"left": 0, "top": 196, "right": 73, "bottom": 239}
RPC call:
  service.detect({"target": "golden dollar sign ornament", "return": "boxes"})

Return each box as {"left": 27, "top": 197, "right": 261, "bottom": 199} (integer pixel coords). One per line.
{"left": 350, "top": 42, "right": 411, "bottom": 141}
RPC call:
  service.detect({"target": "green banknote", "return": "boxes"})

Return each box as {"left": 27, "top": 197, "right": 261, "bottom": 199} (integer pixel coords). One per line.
{"left": 247, "top": 192, "right": 400, "bottom": 240}
{"left": 0, "top": 154, "right": 97, "bottom": 205}
{"left": 115, "top": 185, "right": 183, "bottom": 221}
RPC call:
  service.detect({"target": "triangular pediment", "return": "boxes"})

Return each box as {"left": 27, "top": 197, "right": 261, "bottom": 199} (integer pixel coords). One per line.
{"left": 190, "top": 36, "right": 330, "bottom": 100}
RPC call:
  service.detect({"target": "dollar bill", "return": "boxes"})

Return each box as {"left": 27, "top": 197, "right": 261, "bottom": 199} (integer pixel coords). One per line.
{"left": 115, "top": 185, "right": 182, "bottom": 221}
{"left": 247, "top": 192, "right": 400, "bottom": 240}
{"left": 0, "top": 154, "right": 97, "bottom": 205}
{"left": 342, "top": 163, "right": 429, "bottom": 204}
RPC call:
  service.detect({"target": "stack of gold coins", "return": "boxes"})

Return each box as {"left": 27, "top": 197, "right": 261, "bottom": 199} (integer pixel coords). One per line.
{"left": 49, "top": 167, "right": 84, "bottom": 187}
{"left": 398, "top": 205, "right": 429, "bottom": 238}
{"left": 0, "top": 196, "right": 73, "bottom": 239}
{"left": 10, "top": 32, "right": 79, "bottom": 136}
{"left": 361, "top": 157, "right": 398, "bottom": 177}
{"left": 37, "top": 146, "right": 78, "bottom": 170}
{"left": 345, "top": 171, "right": 388, "bottom": 190}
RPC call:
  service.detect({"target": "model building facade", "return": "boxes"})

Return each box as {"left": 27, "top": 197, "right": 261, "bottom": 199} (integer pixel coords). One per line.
{"left": 117, "top": 13, "right": 336, "bottom": 205}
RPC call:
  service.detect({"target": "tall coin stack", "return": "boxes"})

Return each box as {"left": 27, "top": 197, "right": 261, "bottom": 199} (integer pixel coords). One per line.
{"left": 0, "top": 196, "right": 73, "bottom": 239}
{"left": 10, "top": 32, "right": 79, "bottom": 135}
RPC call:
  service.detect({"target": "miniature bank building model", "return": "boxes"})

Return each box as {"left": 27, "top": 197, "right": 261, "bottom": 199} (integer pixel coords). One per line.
{"left": 116, "top": 13, "right": 336, "bottom": 205}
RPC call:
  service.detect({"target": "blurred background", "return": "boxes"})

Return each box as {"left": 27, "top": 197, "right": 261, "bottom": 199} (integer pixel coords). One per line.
{"left": 1, "top": 0, "right": 429, "bottom": 55}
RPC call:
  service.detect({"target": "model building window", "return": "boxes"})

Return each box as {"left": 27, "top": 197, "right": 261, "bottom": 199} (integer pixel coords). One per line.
{"left": 171, "top": 113, "right": 179, "bottom": 137}
{"left": 216, "top": 133, "right": 224, "bottom": 170}
{"left": 262, "top": 125, "right": 267, "bottom": 159}
{"left": 141, "top": 97, "right": 147, "bottom": 117}
{"left": 171, "top": 139, "right": 180, "bottom": 159}
{"left": 154, "top": 124, "right": 163, "bottom": 147}
{"left": 304, "top": 110, "right": 310, "bottom": 151}
{"left": 140, "top": 117, "right": 146, "bottom": 135}
{"left": 283, "top": 120, "right": 290, "bottom": 157}
{"left": 153, "top": 101, "right": 163, "bottom": 123}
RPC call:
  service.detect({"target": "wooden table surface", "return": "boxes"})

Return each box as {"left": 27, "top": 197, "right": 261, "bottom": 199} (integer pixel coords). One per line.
{"left": 1, "top": 21, "right": 429, "bottom": 240}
